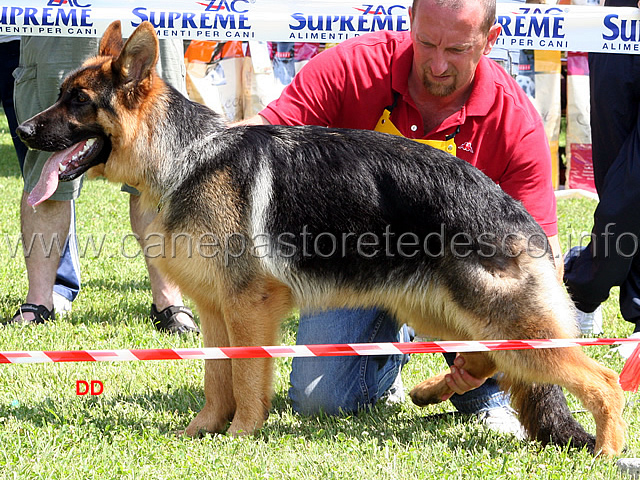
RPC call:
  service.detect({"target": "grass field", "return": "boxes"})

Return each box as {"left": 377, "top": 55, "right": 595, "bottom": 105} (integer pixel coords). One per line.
{"left": 0, "top": 113, "right": 638, "bottom": 479}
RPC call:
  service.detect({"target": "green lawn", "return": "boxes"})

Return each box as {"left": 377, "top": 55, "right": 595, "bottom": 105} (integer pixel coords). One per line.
{"left": 0, "top": 113, "right": 638, "bottom": 479}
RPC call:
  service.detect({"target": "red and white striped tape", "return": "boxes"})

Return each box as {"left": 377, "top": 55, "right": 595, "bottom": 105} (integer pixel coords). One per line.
{"left": 2, "top": 337, "right": 640, "bottom": 391}
{"left": 1, "top": 337, "right": 638, "bottom": 363}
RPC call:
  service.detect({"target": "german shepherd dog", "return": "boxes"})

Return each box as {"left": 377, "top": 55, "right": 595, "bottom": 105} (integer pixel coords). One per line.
{"left": 17, "top": 21, "right": 626, "bottom": 456}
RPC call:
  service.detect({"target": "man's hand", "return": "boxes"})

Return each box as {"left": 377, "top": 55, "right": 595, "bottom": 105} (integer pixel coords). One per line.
{"left": 441, "top": 354, "right": 487, "bottom": 401}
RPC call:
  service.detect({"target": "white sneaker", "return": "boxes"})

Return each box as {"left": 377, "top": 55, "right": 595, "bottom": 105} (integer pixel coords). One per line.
{"left": 617, "top": 458, "right": 640, "bottom": 479}
{"left": 382, "top": 370, "right": 406, "bottom": 406}
{"left": 614, "top": 332, "right": 640, "bottom": 360}
{"left": 52, "top": 292, "right": 72, "bottom": 315}
{"left": 564, "top": 246, "right": 604, "bottom": 335}
{"left": 576, "top": 306, "right": 603, "bottom": 336}
{"left": 477, "top": 405, "right": 527, "bottom": 440}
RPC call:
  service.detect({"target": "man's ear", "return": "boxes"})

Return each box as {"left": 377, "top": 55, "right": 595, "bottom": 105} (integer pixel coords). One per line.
{"left": 98, "top": 20, "right": 124, "bottom": 57}
{"left": 484, "top": 24, "right": 502, "bottom": 55}
{"left": 112, "top": 21, "right": 159, "bottom": 92}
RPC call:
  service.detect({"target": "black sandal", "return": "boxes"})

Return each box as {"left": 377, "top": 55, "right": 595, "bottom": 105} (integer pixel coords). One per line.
{"left": 6, "top": 303, "right": 55, "bottom": 325}
{"left": 150, "top": 304, "right": 200, "bottom": 335}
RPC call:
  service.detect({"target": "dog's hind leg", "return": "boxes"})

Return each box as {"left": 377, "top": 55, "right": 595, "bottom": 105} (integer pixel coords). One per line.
{"left": 409, "top": 352, "right": 497, "bottom": 406}
{"left": 504, "top": 346, "right": 626, "bottom": 456}
{"left": 221, "top": 278, "right": 294, "bottom": 436}
{"left": 481, "top": 259, "right": 626, "bottom": 456}
{"left": 184, "top": 300, "right": 237, "bottom": 437}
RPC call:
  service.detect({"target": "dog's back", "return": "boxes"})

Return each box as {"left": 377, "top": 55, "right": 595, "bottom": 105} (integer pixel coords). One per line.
{"left": 163, "top": 124, "right": 559, "bottom": 319}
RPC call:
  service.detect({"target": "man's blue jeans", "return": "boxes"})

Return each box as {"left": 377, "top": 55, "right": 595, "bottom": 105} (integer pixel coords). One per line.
{"left": 52, "top": 202, "right": 81, "bottom": 303}
{"left": 289, "top": 308, "right": 509, "bottom": 415}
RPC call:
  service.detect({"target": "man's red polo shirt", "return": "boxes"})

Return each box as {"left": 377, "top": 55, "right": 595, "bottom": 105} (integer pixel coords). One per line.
{"left": 260, "top": 30, "right": 557, "bottom": 236}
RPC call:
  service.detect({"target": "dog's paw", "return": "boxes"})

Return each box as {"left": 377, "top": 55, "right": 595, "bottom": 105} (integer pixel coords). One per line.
{"left": 184, "top": 408, "right": 230, "bottom": 437}
{"left": 226, "top": 410, "right": 269, "bottom": 437}
{"left": 409, "top": 374, "right": 452, "bottom": 407}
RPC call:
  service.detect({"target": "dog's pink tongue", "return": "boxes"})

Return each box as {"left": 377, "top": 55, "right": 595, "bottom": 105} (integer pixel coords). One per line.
{"left": 27, "top": 144, "right": 78, "bottom": 207}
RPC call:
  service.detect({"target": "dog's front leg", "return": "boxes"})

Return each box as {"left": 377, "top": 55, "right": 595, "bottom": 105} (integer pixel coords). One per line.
{"left": 409, "top": 352, "right": 497, "bottom": 406}
{"left": 226, "top": 356, "right": 274, "bottom": 436}
{"left": 185, "top": 301, "right": 236, "bottom": 437}
{"left": 223, "top": 322, "right": 277, "bottom": 436}
{"left": 222, "top": 280, "right": 293, "bottom": 436}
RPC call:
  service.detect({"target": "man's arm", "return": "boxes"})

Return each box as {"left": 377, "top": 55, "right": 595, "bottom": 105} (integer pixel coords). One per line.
{"left": 231, "top": 114, "right": 272, "bottom": 127}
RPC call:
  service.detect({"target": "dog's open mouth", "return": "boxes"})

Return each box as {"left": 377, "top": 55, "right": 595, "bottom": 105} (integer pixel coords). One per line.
{"left": 57, "top": 137, "right": 103, "bottom": 178}
{"left": 28, "top": 136, "right": 109, "bottom": 207}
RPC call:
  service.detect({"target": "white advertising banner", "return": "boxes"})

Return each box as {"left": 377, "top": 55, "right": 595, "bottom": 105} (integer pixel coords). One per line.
{"left": 0, "top": 1, "right": 640, "bottom": 53}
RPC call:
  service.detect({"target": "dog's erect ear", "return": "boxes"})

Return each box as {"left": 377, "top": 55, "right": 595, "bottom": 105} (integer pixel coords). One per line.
{"left": 112, "top": 22, "right": 159, "bottom": 91}
{"left": 99, "top": 20, "right": 124, "bottom": 57}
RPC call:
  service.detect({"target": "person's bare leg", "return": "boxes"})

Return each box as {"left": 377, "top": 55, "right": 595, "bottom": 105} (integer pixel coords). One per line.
{"left": 129, "top": 194, "right": 197, "bottom": 330}
{"left": 15, "top": 191, "right": 70, "bottom": 321}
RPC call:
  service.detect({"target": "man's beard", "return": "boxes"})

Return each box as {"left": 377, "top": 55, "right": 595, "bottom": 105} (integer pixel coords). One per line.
{"left": 423, "top": 70, "right": 457, "bottom": 97}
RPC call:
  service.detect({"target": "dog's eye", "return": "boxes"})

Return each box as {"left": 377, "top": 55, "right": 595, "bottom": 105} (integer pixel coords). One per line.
{"left": 76, "top": 92, "right": 90, "bottom": 103}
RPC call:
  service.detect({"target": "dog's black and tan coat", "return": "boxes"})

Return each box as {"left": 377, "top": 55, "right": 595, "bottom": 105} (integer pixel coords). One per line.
{"left": 17, "top": 21, "right": 626, "bottom": 456}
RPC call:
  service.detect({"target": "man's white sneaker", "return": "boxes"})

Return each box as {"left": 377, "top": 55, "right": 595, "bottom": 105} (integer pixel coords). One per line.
{"left": 477, "top": 406, "right": 527, "bottom": 440}
{"left": 614, "top": 332, "right": 640, "bottom": 360}
{"left": 563, "top": 246, "right": 604, "bottom": 335}
{"left": 52, "top": 292, "right": 72, "bottom": 315}
{"left": 381, "top": 370, "right": 406, "bottom": 406}
{"left": 617, "top": 458, "right": 640, "bottom": 479}
{"left": 576, "top": 306, "right": 603, "bottom": 335}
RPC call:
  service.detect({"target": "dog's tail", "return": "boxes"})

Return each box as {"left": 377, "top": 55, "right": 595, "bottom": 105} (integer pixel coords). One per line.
{"left": 510, "top": 381, "right": 596, "bottom": 453}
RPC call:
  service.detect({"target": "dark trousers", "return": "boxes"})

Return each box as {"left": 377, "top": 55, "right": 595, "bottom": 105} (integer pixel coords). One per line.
{"left": 0, "top": 40, "right": 28, "bottom": 167}
{"left": 564, "top": 52, "right": 640, "bottom": 331}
